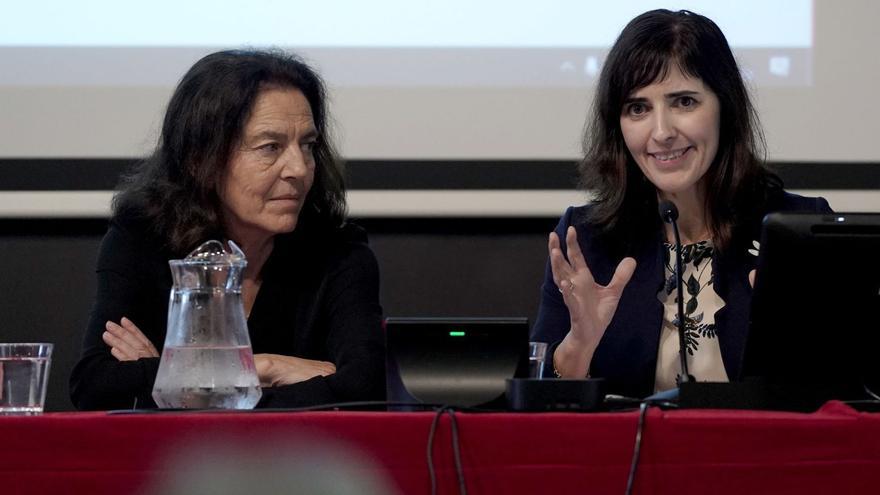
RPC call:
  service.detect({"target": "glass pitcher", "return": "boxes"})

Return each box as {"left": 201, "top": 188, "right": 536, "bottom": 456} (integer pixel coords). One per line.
{"left": 152, "top": 240, "right": 261, "bottom": 409}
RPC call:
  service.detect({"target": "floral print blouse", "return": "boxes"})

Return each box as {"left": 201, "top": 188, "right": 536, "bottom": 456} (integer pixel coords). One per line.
{"left": 654, "top": 240, "right": 729, "bottom": 391}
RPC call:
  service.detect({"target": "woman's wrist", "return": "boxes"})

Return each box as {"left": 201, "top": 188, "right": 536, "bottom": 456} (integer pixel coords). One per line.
{"left": 552, "top": 366, "right": 590, "bottom": 379}
{"left": 553, "top": 331, "right": 595, "bottom": 378}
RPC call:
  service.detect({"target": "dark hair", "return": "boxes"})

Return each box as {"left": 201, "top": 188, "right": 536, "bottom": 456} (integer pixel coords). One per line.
{"left": 114, "top": 49, "right": 346, "bottom": 253}
{"left": 580, "top": 9, "right": 781, "bottom": 254}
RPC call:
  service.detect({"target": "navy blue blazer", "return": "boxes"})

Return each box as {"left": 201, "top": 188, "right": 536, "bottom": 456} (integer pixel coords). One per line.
{"left": 532, "top": 192, "right": 832, "bottom": 398}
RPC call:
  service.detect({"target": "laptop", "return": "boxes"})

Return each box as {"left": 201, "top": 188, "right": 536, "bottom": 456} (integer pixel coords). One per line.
{"left": 741, "top": 212, "right": 880, "bottom": 406}
{"left": 384, "top": 317, "right": 529, "bottom": 408}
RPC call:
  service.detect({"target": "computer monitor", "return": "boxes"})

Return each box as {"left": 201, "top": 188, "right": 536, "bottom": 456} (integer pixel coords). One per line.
{"left": 385, "top": 317, "right": 528, "bottom": 408}
{"left": 742, "top": 212, "right": 880, "bottom": 403}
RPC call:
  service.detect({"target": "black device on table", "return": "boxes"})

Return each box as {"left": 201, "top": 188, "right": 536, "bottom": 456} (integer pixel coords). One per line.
{"left": 680, "top": 212, "right": 880, "bottom": 411}
{"left": 385, "top": 317, "right": 607, "bottom": 411}
{"left": 384, "top": 317, "right": 529, "bottom": 409}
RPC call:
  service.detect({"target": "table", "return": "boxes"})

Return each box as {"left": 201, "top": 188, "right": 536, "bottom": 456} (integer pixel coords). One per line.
{"left": 2, "top": 401, "right": 879, "bottom": 495}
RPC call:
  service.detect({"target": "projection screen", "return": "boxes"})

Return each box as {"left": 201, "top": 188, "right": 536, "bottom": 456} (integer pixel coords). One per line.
{"left": 0, "top": 0, "right": 877, "bottom": 216}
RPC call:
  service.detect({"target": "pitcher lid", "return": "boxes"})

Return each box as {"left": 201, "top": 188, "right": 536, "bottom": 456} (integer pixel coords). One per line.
{"left": 169, "top": 240, "right": 246, "bottom": 266}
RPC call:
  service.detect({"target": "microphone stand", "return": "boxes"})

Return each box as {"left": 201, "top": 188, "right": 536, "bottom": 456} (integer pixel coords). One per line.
{"left": 659, "top": 200, "right": 693, "bottom": 384}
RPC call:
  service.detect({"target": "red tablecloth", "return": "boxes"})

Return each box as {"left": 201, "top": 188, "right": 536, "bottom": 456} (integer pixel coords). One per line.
{"left": 2, "top": 402, "right": 879, "bottom": 495}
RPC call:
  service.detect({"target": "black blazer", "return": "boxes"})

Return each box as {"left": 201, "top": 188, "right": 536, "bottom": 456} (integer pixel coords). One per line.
{"left": 532, "top": 192, "right": 832, "bottom": 398}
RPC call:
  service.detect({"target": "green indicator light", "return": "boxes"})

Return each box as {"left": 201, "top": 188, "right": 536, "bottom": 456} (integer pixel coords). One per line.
{"left": 449, "top": 331, "right": 466, "bottom": 337}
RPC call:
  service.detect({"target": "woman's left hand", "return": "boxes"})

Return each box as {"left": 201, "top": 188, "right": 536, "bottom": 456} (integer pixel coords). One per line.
{"left": 103, "top": 317, "right": 160, "bottom": 361}
{"left": 254, "top": 353, "right": 336, "bottom": 387}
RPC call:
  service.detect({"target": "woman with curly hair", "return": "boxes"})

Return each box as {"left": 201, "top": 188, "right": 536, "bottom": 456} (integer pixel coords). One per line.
{"left": 71, "top": 49, "right": 384, "bottom": 409}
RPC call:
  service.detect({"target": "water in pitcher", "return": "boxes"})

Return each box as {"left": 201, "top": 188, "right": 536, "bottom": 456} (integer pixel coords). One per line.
{"left": 152, "top": 345, "right": 261, "bottom": 409}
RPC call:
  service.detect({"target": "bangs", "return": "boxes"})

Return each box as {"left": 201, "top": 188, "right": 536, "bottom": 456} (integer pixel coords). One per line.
{"left": 615, "top": 51, "right": 701, "bottom": 103}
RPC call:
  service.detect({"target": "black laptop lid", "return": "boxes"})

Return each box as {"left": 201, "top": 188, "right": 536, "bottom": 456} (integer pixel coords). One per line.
{"left": 385, "top": 317, "right": 529, "bottom": 408}
{"left": 743, "top": 212, "right": 880, "bottom": 399}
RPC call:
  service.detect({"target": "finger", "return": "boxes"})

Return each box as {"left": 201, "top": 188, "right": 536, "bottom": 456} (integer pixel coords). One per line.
{"left": 748, "top": 269, "right": 756, "bottom": 288}
{"left": 106, "top": 321, "right": 157, "bottom": 359}
{"left": 105, "top": 321, "right": 140, "bottom": 344}
{"left": 299, "top": 358, "right": 334, "bottom": 376}
{"left": 120, "top": 318, "right": 159, "bottom": 357}
{"left": 110, "top": 346, "right": 135, "bottom": 362}
{"left": 548, "top": 231, "right": 560, "bottom": 253}
{"left": 103, "top": 322, "right": 137, "bottom": 351}
{"left": 120, "top": 317, "right": 155, "bottom": 351}
{"left": 103, "top": 328, "right": 139, "bottom": 360}
{"left": 565, "top": 226, "right": 594, "bottom": 284}
{"left": 106, "top": 320, "right": 143, "bottom": 350}
{"left": 607, "top": 257, "right": 637, "bottom": 292}
{"left": 549, "top": 233, "right": 572, "bottom": 287}
{"left": 297, "top": 359, "right": 334, "bottom": 378}
{"left": 549, "top": 249, "right": 569, "bottom": 287}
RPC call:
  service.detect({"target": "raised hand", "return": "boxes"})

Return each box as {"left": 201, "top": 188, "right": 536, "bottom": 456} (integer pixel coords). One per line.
{"left": 103, "top": 317, "right": 160, "bottom": 361}
{"left": 254, "top": 353, "right": 337, "bottom": 387}
{"left": 549, "top": 226, "right": 636, "bottom": 377}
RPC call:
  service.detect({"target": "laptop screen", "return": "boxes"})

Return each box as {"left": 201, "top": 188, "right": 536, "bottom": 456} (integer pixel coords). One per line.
{"left": 384, "top": 317, "right": 528, "bottom": 408}
{"left": 743, "top": 212, "right": 880, "bottom": 400}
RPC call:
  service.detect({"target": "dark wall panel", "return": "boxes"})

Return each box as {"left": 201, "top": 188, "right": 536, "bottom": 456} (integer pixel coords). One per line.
{"left": 1, "top": 159, "right": 878, "bottom": 191}
{"left": 0, "top": 229, "right": 103, "bottom": 412}
{"left": 372, "top": 231, "right": 548, "bottom": 321}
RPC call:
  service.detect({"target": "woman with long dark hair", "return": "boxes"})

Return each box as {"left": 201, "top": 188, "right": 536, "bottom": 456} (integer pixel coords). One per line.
{"left": 71, "top": 49, "right": 384, "bottom": 409}
{"left": 532, "top": 10, "right": 831, "bottom": 398}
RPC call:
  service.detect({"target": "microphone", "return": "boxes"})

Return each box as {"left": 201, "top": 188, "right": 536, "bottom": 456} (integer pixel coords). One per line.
{"left": 658, "top": 200, "right": 678, "bottom": 224}
{"left": 658, "top": 200, "right": 693, "bottom": 384}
